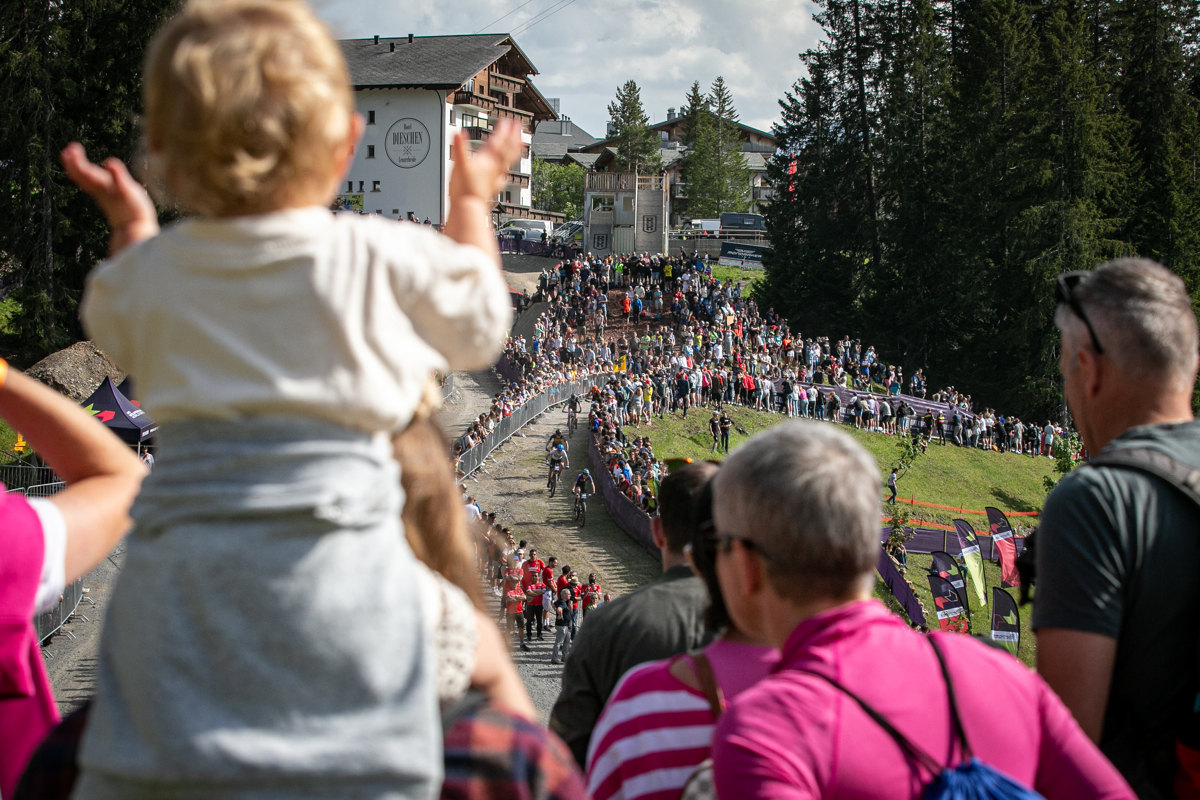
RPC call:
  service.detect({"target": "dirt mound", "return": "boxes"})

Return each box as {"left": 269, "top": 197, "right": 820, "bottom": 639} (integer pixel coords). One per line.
{"left": 25, "top": 341, "right": 123, "bottom": 401}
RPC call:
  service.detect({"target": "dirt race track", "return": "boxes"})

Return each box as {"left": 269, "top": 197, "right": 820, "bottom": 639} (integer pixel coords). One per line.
{"left": 46, "top": 252, "right": 661, "bottom": 728}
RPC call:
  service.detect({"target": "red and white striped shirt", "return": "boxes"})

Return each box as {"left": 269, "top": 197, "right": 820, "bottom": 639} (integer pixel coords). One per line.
{"left": 585, "top": 639, "right": 778, "bottom": 800}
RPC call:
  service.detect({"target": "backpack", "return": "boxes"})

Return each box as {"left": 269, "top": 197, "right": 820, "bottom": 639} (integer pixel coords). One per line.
{"left": 1083, "top": 447, "right": 1200, "bottom": 799}
{"left": 805, "top": 636, "right": 1044, "bottom": 800}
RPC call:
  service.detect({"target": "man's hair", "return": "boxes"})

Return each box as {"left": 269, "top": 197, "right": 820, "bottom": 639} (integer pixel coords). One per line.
{"left": 1056, "top": 258, "right": 1199, "bottom": 392}
{"left": 142, "top": 0, "right": 353, "bottom": 216}
{"left": 714, "top": 422, "right": 881, "bottom": 604}
{"left": 657, "top": 461, "right": 720, "bottom": 554}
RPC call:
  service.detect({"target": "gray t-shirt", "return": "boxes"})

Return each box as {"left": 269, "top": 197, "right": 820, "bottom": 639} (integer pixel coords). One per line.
{"left": 1034, "top": 420, "right": 1200, "bottom": 791}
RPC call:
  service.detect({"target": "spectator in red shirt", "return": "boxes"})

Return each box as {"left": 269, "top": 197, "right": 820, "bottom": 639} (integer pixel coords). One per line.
{"left": 522, "top": 549, "right": 545, "bottom": 590}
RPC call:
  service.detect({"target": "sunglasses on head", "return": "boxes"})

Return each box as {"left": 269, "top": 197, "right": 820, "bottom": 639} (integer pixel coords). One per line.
{"left": 1054, "top": 271, "right": 1104, "bottom": 354}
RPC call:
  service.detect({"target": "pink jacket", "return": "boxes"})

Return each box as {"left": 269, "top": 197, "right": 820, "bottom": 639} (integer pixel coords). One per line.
{"left": 713, "top": 600, "right": 1134, "bottom": 800}
{"left": 0, "top": 491, "right": 60, "bottom": 797}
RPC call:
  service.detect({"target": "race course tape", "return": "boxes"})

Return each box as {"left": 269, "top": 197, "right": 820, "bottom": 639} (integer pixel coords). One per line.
{"left": 891, "top": 496, "right": 1039, "bottom": 517}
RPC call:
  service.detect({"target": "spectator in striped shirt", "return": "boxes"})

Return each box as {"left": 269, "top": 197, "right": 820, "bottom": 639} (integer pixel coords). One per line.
{"left": 585, "top": 474, "right": 779, "bottom": 800}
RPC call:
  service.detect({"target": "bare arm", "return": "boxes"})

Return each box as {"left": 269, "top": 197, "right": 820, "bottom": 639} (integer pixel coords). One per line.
{"left": 0, "top": 368, "right": 144, "bottom": 580}
{"left": 442, "top": 118, "right": 523, "bottom": 264}
{"left": 1037, "top": 627, "right": 1117, "bottom": 742}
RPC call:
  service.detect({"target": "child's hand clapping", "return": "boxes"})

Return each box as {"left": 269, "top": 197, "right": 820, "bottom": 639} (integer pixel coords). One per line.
{"left": 61, "top": 143, "right": 159, "bottom": 256}
{"left": 449, "top": 118, "right": 524, "bottom": 205}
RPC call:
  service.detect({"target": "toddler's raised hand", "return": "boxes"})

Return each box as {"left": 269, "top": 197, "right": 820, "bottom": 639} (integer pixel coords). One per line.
{"left": 449, "top": 119, "right": 525, "bottom": 204}
{"left": 61, "top": 142, "right": 160, "bottom": 256}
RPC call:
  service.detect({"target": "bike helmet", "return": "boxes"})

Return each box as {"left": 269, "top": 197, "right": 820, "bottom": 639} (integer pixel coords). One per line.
{"left": 554, "top": 429, "right": 562, "bottom": 436}
{"left": 583, "top": 469, "right": 590, "bottom": 475}
{"left": 555, "top": 444, "right": 565, "bottom": 451}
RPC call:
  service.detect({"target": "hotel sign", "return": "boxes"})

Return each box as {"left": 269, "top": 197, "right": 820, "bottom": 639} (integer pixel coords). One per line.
{"left": 385, "top": 118, "right": 431, "bottom": 169}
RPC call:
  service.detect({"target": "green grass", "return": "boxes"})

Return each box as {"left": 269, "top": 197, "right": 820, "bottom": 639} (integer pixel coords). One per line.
{"left": 874, "top": 554, "right": 1036, "bottom": 667}
{"left": 709, "top": 265, "right": 764, "bottom": 293}
{"left": 638, "top": 406, "right": 1055, "bottom": 527}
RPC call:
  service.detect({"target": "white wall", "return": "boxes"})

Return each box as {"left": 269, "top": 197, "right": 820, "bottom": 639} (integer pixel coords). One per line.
{"left": 345, "top": 88, "right": 449, "bottom": 222}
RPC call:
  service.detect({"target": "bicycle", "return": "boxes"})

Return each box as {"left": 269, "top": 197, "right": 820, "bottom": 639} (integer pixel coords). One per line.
{"left": 549, "top": 463, "right": 563, "bottom": 497}
{"left": 567, "top": 407, "right": 578, "bottom": 434}
{"left": 574, "top": 492, "right": 587, "bottom": 525}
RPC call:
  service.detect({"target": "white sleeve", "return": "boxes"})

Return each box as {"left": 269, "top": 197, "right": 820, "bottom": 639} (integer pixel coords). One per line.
{"left": 29, "top": 497, "right": 68, "bottom": 614}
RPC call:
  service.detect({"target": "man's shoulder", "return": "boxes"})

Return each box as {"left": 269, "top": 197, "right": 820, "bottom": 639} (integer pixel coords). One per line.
{"left": 587, "top": 569, "right": 706, "bottom": 624}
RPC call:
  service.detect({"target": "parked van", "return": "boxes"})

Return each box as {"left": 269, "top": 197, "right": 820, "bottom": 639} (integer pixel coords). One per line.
{"left": 683, "top": 219, "right": 720, "bottom": 237}
{"left": 497, "top": 218, "right": 554, "bottom": 239}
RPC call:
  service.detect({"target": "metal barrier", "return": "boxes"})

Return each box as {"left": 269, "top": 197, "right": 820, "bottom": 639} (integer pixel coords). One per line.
{"left": 455, "top": 357, "right": 610, "bottom": 483}
{"left": 588, "top": 435, "right": 658, "bottom": 558}
{"left": 0, "top": 463, "right": 57, "bottom": 492}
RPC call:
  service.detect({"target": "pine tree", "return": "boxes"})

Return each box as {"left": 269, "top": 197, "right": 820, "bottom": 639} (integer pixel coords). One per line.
{"left": 708, "top": 77, "right": 751, "bottom": 216}
{"left": 606, "top": 80, "right": 661, "bottom": 174}
{"left": 0, "top": 0, "right": 177, "bottom": 362}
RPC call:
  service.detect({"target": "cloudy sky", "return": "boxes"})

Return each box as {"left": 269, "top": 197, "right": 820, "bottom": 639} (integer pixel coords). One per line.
{"left": 312, "top": 0, "right": 824, "bottom": 138}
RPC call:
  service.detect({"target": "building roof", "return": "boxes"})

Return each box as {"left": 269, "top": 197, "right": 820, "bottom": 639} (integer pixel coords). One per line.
{"left": 533, "top": 117, "right": 600, "bottom": 147}
{"left": 340, "top": 33, "right": 536, "bottom": 90}
{"left": 532, "top": 142, "right": 570, "bottom": 161}
{"left": 565, "top": 152, "right": 602, "bottom": 169}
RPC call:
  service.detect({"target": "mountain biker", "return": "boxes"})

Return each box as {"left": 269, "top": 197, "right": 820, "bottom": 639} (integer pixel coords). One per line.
{"left": 546, "top": 429, "right": 567, "bottom": 453}
{"left": 547, "top": 443, "right": 569, "bottom": 487}
{"left": 574, "top": 469, "right": 595, "bottom": 501}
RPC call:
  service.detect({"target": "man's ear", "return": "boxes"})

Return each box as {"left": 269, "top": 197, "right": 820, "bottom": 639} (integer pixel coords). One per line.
{"left": 741, "top": 545, "right": 765, "bottom": 598}
{"left": 651, "top": 515, "right": 665, "bottom": 550}
{"left": 1077, "top": 345, "right": 1105, "bottom": 400}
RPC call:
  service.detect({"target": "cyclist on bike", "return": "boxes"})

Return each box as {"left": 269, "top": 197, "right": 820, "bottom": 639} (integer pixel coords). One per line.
{"left": 545, "top": 429, "right": 567, "bottom": 453}
{"left": 566, "top": 394, "right": 581, "bottom": 431}
{"left": 573, "top": 468, "right": 595, "bottom": 499}
{"left": 567, "top": 394, "right": 581, "bottom": 414}
{"left": 546, "top": 443, "right": 569, "bottom": 487}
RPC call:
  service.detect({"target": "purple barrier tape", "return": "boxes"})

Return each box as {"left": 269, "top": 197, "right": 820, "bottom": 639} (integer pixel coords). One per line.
{"left": 876, "top": 548, "right": 926, "bottom": 628}
{"left": 589, "top": 434, "right": 659, "bottom": 559}
{"left": 878, "top": 527, "right": 1026, "bottom": 560}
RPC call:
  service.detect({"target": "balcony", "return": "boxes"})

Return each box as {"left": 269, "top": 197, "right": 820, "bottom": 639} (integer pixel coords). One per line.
{"left": 453, "top": 89, "right": 495, "bottom": 111}
{"left": 495, "top": 104, "right": 533, "bottom": 122}
{"left": 507, "top": 171, "right": 530, "bottom": 188}
{"left": 753, "top": 186, "right": 775, "bottom": 201}
{"left": 464, "top": 125, "right": 492, "bottom": 142}
{"left": 488, "top": 72, "right": 524, "bottom": 94}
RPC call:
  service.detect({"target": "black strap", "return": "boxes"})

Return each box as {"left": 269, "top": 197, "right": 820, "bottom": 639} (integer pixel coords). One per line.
{"left": 1084, "top": 448, "right": 1200, "bottom": 508}
{"left": 802, "top": 636, "right": 967, "bottom": 777}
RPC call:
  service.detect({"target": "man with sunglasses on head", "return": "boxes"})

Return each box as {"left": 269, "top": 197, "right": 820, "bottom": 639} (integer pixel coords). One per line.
{"left": 1035, "top": 258, "right": 1200, "bottom": 798}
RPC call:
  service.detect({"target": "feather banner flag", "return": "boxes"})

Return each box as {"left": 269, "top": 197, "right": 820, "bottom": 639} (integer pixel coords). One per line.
{"left": 952, "top": 519, "right": 987, "bottom": 607}
{"left": 990, "top": 587, "right": 1021, "bottom": 655}
{"left": 928, "top": 574, "right": 969, "bottom": 633}
{"left": 930, "top": 550, "right": 970, "bottom": 621}
{"left": 985, "top": 507, "right": 1021, "bottom": 588}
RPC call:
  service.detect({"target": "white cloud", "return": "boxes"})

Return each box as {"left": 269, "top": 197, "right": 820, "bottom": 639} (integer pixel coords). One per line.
{"left": 310, "top": 0, "right": 823, "bottom": 138}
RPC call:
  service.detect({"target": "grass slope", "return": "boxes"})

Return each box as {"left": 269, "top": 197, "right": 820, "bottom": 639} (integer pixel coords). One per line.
{"left": 630, "top": 404, "right": 1048, "bottom": 667}
{"left": 634, "top": 405, "right": 1055, "bottom": 524}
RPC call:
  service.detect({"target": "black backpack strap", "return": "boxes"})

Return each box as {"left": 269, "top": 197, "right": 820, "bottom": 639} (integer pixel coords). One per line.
{"left": 927, "top": 635, "right": 973, "bottom": 759}
{"left": 1084, "top": 448, "right": 1200, "bottom": 508}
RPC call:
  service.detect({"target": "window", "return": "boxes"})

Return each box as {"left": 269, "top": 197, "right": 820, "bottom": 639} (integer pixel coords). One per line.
{"left": 367, "top": 110, "right": 376, "bottom": 124}
{"left": 622, "top": 196, "right": 635, "bottom": 212}
{"left": 449, "top": 109, "right": 456, "bottom": 125}
{"left": 505, "top": 191, "right": 512, "bottom": 203}
{"left": 371, "top": 181, "right": 381, "bottom": 192}
{"left": 367, "top": 145, "right": 375, "bottom": 159}
{"left": 358, "top": 181, "right": 364, "bottom": 193}
{"left": 346, "top": 181, "right": 353, "bottom": 192}
{"left": 591, "top": 195, "right": 614, "bottom": 212}
{"left": 392, "top": 209, "right": 400, "bottom": 216}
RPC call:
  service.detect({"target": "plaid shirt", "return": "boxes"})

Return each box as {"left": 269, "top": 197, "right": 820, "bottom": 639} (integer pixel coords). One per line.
{"left": 442, "top": 694, "right": 588, "bottom": 800}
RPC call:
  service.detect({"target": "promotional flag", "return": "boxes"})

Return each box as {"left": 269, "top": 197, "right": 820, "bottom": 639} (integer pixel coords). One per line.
{"left": 986, "top": 506, "right": 1021, "bottom": 588}
{"left": 927, "top": 574, "right": 969, "bottom": 633}
{"left": 952, "top": 519, "right": 988, "bottom": 607}
{"left": 930, "top": 550, "right": 970, "bottom": 621}
{"left": 990, "top": 587, "right": 1021, "bottom": 656}
{"left": 877, "top": 545, "right": 926, "bottom": 628}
